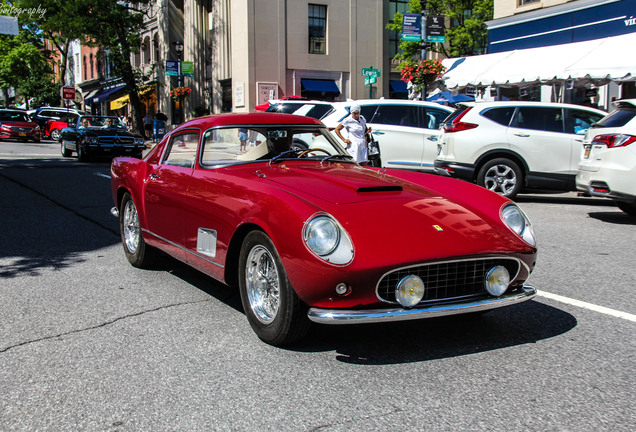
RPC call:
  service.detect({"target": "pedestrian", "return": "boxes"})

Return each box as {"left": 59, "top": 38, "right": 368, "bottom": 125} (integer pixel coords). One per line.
{"left": 334, "top": 104, "right": 370, "bottom": 165}
{"left": 143, "top": 113, "right": 153, "bottom": 139}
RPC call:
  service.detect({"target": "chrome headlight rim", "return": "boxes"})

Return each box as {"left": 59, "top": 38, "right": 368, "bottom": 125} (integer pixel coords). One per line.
{"left": 501, "top": 204, "right": 536, "bottom": 247}
{"left": 303, "top": 213, "right": 354, "bottom": 266}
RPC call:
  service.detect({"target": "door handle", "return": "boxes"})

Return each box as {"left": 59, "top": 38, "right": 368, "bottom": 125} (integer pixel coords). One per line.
{"left": 513, "top": 133, "right": 530, "bottom": 137}
{"left": 427, "top": 136, "right": 438, "bottom": 141}
{"left": 149, "top": 173, "right": 159, "bottom": 180}
{"left": 372, "top": 131, "right": 385, "bottom": 135}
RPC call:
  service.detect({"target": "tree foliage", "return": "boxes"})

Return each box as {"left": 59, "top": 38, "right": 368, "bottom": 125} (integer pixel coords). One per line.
{"left": 387, "top": 0, "right": 493, "bottom": 62}
{"left": 0, "top": 1, "right": 56, "bottom": 107}
{"left": 17, "top": 0, "right": 153, "bottom": 134}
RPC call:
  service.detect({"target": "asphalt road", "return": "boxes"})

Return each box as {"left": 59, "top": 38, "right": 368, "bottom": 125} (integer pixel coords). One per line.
{"left": 0, "top": 140, "right": 634, "bottom": 431}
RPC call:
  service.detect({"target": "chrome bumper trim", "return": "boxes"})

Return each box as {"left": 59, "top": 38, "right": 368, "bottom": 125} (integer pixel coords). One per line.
{"left": 110, "top": 207, "right": 119, "bottom": 217}
{"left": 307, "top": 285, "right": 536, "bottom": 324}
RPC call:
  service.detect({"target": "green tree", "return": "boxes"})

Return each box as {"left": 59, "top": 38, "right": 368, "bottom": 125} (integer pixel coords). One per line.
{"left": 387, "top": 0, "right": 493, "bottom": 62}
{"left": 19, "top": 0, "right": 154, "bottom": 135}
{"left": 0, "top": 3, "right": 56, "bottom": 108}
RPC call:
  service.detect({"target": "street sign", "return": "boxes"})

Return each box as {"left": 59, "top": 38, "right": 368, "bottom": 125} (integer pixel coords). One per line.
{"left": 166, "top": 60, "right": 179, "bottom": 76}
{"left": 364, "top": 76, "right": 377, "bottom": 86}
{"left": 426, "top": 14, "right": 446, "bottom": 43}
{"left": 402, "top": 13, "right": 421, "bottom": 41}
{"left": 181, "top": 61, "right": 194, "bottom": 77}
{"left": 61, "top": 86, "right": 76, "bottom": 100}
{"left": 362, "top": 68, "right": 381, "bottom": 78}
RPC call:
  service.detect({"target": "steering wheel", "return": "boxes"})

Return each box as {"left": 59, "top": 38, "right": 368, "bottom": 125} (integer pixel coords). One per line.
{"left": 298, "top": 148, "right": 331, "bottom": 158}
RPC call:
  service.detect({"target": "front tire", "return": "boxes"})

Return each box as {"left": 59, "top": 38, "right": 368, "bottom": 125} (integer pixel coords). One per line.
{"left": 50, "top": 129, "right": 60, "bottom": 141}
{"left": 238, "top": 231, "right": 310, "bottom": 346}
{"left": 120, "top": 192, "right": 156, "bottom": 268}
{"left": 477, "top": 158, "right": 523, "bottom": 199}
{"left": 60, "top": 141, "right": 72, "bottom": 157}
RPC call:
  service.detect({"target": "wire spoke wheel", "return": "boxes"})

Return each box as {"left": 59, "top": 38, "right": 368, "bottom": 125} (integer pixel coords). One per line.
{"left": 238, "top": 231, "right": 310, "bottom": 346}
{"left": 122, "top": 199, "right": 140, "bottom": 254}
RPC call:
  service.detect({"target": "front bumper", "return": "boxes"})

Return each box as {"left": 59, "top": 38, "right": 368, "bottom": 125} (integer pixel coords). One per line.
{"left": 433, "top": 160, "right": 476, "bottom": 181}
{"left": 307, "top": 285, "right": 536, "bottom": 324}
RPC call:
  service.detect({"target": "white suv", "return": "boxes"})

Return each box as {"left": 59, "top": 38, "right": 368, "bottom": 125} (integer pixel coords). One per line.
{"left": 434, "top": 101, "right": 606, "bottom": 198}
{"left": 321, "top": 99, "right": 453, "bottom": 170}
{"left": 576, "top": 99, "right": 636, "bottom": 216}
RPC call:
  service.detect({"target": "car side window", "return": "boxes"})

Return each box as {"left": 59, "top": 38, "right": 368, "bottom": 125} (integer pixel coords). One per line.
{"left": 360, "top": 105, "right": 379, "bottom": 123}
{"left": 200, "top": 128, "right": 268, "bottom": 165}
{"left": 481, "top": 107, "right": 515, "bottom": 126}
{"left": 512, "top": 107, "right": 564, "bottom": 133}
{"left": 163, "top": 132, "right": 200, "bottom": 168}
{"left": 370, "top": 105, "right": 415, "bottom": 127}
{"left": 567, "top": 109, "right": 605, "bottom": 134}
{"left": 423, "top": 107, "right": 450, "bottom": 129}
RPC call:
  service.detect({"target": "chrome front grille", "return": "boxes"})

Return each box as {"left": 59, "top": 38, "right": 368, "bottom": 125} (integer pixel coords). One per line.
{"left": 10, "top": 126, "right": 32, "bottom": 133}
{"left": 99, "top": 136, "right": 135, "bottom": 144}
{"left": 377, "top": 257, "right": 521, "bottom": 304}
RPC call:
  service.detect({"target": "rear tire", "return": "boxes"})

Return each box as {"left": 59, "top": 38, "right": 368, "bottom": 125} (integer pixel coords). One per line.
{"left": 50, "top": 129, "right": 60, "bottom": 141}
{"left": 120, "top": 192, "right": 156, "bottom": 268}
{"left": 238, "top": 231, "right": 310, "bottom": 346}
{"left": 477, "top": 158, "right": 523, "bottom": 199}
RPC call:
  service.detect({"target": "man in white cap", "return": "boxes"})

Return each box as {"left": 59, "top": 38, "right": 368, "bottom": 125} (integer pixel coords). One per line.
{"left": 334, "top": 104, "right": 370, "bottom": 165}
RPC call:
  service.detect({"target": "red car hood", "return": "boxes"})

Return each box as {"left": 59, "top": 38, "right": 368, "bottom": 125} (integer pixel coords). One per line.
{"left": 262, "top": 163, "right": 528, "bottom": 260}
{"left": 2, "top": 121, "right": 36, "bottom": 127}
{"left": 265, "top": 163, "right": 433, "bottom": 204}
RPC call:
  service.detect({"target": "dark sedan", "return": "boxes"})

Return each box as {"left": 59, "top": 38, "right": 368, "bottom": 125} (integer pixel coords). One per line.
{"left": 0, "top": 109, "right": 41, "bottom": 143}
{"left": 60, "top": 115, "right": 146, "bottom": 161}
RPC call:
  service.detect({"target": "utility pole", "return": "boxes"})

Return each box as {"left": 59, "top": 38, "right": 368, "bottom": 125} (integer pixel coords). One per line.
{"left": 421, "top": 0, "right": 427, "bottom": 100}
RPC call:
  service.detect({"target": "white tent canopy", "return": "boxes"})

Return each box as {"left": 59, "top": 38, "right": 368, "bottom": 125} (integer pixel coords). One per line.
{"left": 442, "top": 32, "right": 636, "bottom": 89}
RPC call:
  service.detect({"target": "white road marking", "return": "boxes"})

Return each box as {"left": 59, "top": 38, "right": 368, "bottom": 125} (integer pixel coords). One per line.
{"left": 538, "top": 290, "right": 636, "bottom": 322}
{"left": 94, "top": 172, "right": 111, "bottom": 179}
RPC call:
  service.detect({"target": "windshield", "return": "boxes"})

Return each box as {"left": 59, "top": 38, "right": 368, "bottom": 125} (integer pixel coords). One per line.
{"left": 78, "top": 116, "right": 127, "bottom": 130}
{"left": 0, "top": 111, "right": 30, "bottom": 122}
{"left": 200, "top": 125, "right": 352, "bottom": 167}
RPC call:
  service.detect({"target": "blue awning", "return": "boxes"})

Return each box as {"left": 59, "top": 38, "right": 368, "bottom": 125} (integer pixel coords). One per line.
{"left": 300, "top": 79, "right": 340, "bottom": 95}
{"left": 90, "top": 85, "right": 126, "bottom": 104}
{"left": 389, "top": 80, "right": 408, "bottom": 93}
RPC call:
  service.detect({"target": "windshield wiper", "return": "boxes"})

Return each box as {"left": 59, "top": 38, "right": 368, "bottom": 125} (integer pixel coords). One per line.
{"left": 320, "top": 154, "right": 354, "bottom": 163}
{"left": 269, "top": 149, "right": 300, "bottom": 164}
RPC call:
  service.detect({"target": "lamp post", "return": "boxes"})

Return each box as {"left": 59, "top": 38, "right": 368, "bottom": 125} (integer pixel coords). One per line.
{"left": 173, "top": 40, "right": 184, "bottom": 123}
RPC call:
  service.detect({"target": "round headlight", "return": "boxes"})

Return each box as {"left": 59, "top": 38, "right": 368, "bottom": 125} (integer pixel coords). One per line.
{"left": 304, "top": 216, "right": 340, "bottom": 256}
{"left": 501, "top": 204, "right": 536, "bottom": 246}
{"left": 395, "top": 275, "right": 425, "bottom": 307}
{"left": 485, "top": 265, "right": 510, "bottom": 296}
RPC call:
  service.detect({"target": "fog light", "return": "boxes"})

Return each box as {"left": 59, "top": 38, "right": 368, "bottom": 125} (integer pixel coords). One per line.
{"left": 485, "top": 265, "right": 510, "bottom": 296}
{"left": 335, "top": 283, "right": 349, "bottom": 296}
{"left": 395, "top": 275, "right": 425, "bottom": 307}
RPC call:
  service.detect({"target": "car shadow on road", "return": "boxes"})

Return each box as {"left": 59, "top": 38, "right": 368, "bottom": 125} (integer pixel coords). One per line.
{"left": 515, "top": 192, "right": 613, "bottom": 207}
{"left": 296, "top": 301, "right": 577, "bottom": 364}
{"left": 165, "top": 257, "right": 577, "bottom": 364}
{"left": 586, "top": 211, "right": 636, "bottom": 225}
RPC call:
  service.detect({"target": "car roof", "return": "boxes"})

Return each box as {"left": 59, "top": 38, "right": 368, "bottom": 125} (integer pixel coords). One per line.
{"left": 175, "top": 112, "right": 325, "bottom": 130}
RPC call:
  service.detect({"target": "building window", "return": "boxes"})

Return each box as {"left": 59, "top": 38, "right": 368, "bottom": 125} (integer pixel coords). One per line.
{"left": 518, "top": 0, "right": 539, "bottom": 5}
{"left": 308, "top": 4, "right": 326, "bottom": 54}
{"left": 389, "top": 0, "right": 410, "bottom": 59}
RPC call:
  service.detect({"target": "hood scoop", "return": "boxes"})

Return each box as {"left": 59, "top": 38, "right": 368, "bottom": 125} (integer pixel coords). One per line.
{"left": 357, "top": 185, "right": 403, "bottom": 193}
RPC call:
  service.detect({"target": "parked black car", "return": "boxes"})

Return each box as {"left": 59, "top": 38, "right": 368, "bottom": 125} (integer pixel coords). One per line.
{"left": 60, "top": 115, "right": 146, "bottom": 161}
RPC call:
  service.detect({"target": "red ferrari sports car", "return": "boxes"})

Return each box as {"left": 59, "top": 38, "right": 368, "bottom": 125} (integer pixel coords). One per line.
{"left": 110, "top": 112, "right": 538, "bottom": 346}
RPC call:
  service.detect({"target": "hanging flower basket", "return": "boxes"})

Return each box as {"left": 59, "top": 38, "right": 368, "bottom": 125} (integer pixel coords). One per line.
{"left": 170, "top": 86, "right": 192, "bottom": 101}
{"left": 398, "top": 59, "right": 446, "bottom": 92}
